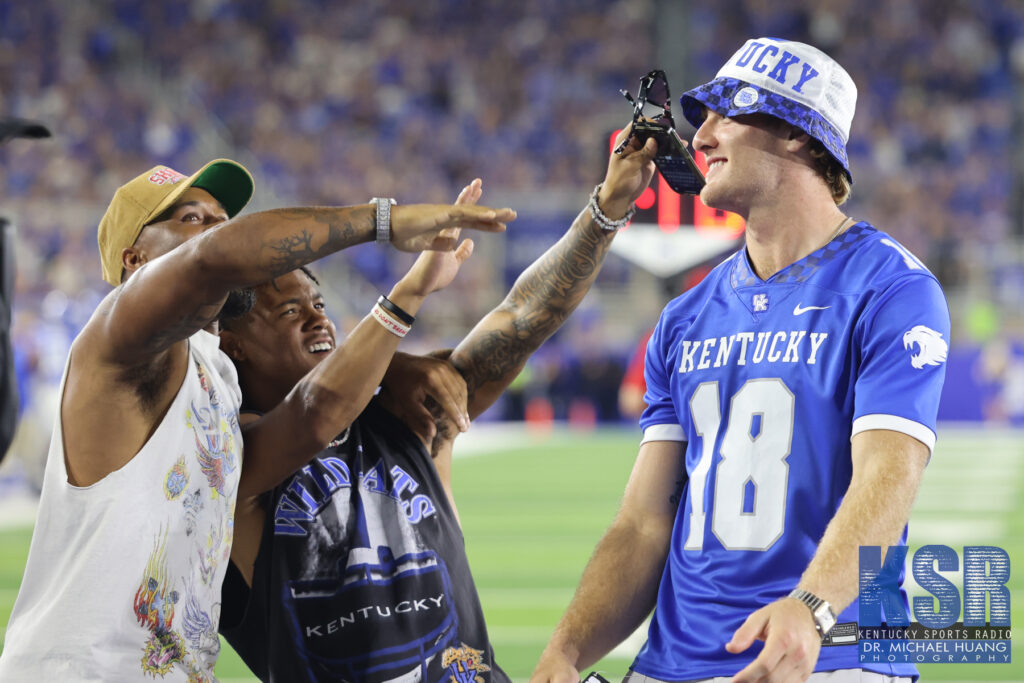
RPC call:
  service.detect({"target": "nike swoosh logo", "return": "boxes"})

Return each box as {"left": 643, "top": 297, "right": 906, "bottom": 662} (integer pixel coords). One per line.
{"left": 793, "top": 303, "right": 830, "bottom": 316}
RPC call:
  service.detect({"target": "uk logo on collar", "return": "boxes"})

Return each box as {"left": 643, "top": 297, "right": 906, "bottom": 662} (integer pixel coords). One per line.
{"left": 753, "top": 293, "right": 769, "bottom": 312}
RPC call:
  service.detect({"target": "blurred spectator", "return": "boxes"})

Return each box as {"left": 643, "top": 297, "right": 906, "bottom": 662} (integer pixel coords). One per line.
{"left": 618, "top": 328, "right": 652, "bottom": 420}
{"left": 0, "top": 0, "right": 1021, "bottom": 446}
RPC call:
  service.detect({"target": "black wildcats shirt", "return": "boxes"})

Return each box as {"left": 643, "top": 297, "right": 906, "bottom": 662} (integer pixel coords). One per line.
{"left": 221, "top": 401, "right": 509, "bottom": 683}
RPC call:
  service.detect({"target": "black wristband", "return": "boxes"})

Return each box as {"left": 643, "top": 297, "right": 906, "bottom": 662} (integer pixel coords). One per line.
{"left": 377, "top": 295, "right": 415, "bottom": 325}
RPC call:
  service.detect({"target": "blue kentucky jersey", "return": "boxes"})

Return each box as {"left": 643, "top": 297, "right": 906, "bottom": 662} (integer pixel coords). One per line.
{"left": 635, "top": 222, "right": 949, "bottom": 680}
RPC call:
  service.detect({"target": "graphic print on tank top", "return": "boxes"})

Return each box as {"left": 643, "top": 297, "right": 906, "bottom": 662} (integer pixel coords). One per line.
{"left": 136, "top": 358, "right": 240, "bottom": 680}
{"left": 276, "top": 427, "right": 469, "bottom": 682}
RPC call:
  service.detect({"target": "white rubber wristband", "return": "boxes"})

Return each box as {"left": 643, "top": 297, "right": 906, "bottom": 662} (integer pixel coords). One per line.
{"left": 371, "top": 303, "right": 410, "bottom": 337}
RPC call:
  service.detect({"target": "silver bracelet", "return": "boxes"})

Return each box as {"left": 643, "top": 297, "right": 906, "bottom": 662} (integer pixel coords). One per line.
{"left": 587, "top": 184, "right": 635, "bottom": 232}
{"left": 370, "top": 197, "right": 397, "bottom": 244}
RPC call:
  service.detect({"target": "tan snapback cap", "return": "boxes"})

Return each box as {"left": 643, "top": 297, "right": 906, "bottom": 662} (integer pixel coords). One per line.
{"left": 97, "top": 158, "right": 254, "bottom": 285}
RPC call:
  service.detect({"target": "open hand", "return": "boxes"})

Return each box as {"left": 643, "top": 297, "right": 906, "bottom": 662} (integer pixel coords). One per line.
{"left": 389, "top": 191, "right": 514, "bottom": 253}
{"left": 727, "top": 598, "right": 821, "bottom": 683}
{"left": 394, "top": 179, "right": 487, "bottom": 297}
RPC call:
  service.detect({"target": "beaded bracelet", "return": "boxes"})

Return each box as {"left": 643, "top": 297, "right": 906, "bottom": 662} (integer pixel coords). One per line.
{"left": 587, "top": 183, "right": 636, "bottom": 231}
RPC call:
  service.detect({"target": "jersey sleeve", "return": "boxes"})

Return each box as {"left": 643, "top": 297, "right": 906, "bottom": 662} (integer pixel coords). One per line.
{"left": 639, "top": 309, "right": 686, "bottom": 443}
{"left": 852, "top": 274, "right": 950, "bottom": 451}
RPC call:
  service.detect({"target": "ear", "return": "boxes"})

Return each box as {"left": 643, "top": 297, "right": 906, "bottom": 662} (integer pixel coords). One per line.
{"left": 218, "top": 329, "right": 247, "bottom": 362}
{"left": 121, "top": 246, "right": 147, "bottom": 278}
{"left": 785, "top": 126, "right": 811, "bottom": 152}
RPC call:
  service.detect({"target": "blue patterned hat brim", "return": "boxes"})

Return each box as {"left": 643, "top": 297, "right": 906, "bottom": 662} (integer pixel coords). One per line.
{"left": 680, "top": 77, "right": 851, "bottom": 181}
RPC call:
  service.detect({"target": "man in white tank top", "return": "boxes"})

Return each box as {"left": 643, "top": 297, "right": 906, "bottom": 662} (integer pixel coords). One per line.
{"left": 0, "top": 159, "right": 515, "bottom": 681}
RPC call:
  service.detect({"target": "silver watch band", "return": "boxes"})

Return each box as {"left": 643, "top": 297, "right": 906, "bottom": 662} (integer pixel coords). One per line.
{"left": 788, "top": 588, "right": 836, "bottom": 636}
{"left": 371, "top": 197, "right": 397, "bottom": 244}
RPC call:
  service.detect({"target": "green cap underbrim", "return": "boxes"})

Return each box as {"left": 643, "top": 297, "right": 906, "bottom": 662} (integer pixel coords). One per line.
{"left": 191, "top": 160, "right": 254, "bottom": 218}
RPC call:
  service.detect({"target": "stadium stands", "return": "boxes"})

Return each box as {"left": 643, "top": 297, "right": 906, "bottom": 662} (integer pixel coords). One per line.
{"left": 0, "top": 0, "right": 1021, "bottom": 443}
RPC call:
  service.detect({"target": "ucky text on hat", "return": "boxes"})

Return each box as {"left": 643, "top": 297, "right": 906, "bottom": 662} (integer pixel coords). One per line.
{"left": 680, "top": 37, "right": 857, "bottom": 180}
{"left": 97, "top": 159, "right": 255, "bottom": 285}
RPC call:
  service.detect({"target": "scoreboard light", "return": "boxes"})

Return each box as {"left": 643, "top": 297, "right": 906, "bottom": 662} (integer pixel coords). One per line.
{"left": 608, "top": 129, "right": 745, "bottom": 239}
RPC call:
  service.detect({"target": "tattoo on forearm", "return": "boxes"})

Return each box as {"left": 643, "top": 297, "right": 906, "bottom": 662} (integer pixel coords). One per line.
{"left": 453, "top": 327, "right": 528, "bottom": 400}
{"left": 453, "top": 211, "right": 612, "bottom": 393}
{"left": 260, "top": 209, "right": 371, "bottom": 277}
{"left": 670, "top": 475, "right": 687, "bottom": 506}
{"left": 147, "top": 305, "right": 223, "bottom": 352}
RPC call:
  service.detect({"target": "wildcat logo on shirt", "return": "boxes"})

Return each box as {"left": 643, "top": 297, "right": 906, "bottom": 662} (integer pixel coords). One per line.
{"left": 678, "top": 330, "right": 829, "bottom": 374}
{"left": 443, "top": 644, "right": 491, "bottom": 683}
{"left": 902, "top": 325, "right": 948, "bottom": 369}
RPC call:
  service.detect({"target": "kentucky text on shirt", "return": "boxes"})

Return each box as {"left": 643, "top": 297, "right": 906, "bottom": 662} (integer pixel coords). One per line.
{"left": 678, "top": 331, "right": 829, "bottom": 373}
{"left": 303, "top": 594, "right": 447, "bottom": 638}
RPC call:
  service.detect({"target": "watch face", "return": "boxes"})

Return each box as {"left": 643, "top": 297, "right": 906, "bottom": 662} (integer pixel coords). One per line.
{"left": 814, "top": 604, "right": 837, "bottom": 633}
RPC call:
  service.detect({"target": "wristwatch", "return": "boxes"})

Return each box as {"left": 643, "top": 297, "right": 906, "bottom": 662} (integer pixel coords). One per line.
{"left": 788, "top": 588, "right": 837, "bottom": 638}
{"left": 370, "top": 197, "right": 397, "bottom": 244}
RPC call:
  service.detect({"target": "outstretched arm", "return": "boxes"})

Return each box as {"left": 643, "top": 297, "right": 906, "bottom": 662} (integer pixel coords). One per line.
{"left": 63, "top": 200, "right": 511, "bottom": 487}
{"left": 238, "top": 219, "right": 481, "bottom": 499}
{"left": 451, "top": 124, "right": 657, "bottom": 417}
{"left": 90, "top": 202, "right": 513, "bottom": 369}
{"left": 451, "top": 208, "right": 612, "bottom": 416}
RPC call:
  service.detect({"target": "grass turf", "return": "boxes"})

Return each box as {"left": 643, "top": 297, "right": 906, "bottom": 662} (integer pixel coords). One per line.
{"left": 0, "top": 426, "right": 1020, "bottom": 681}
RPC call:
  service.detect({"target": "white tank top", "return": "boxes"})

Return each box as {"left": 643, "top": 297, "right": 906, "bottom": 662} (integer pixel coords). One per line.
{"left": 0, "top": 331, "right": 242, "bottom": 682}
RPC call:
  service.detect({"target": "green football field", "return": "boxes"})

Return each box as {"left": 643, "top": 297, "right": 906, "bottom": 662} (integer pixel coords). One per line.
{"left": 0, "top": 425, "right": 1020, "bottom": 682}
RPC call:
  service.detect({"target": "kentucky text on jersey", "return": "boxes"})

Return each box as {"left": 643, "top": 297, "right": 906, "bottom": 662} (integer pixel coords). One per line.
{"left": 733, "top": 40, "right": 818, "bottom": 93}
{"left": 678, "top": 331, "right": 829, "bottom": 373}
{"left": 303, "top": 594, "right": 446, "bottom": 638}
{"left": 274, "top": 458, "right": 437, "bottom": 535}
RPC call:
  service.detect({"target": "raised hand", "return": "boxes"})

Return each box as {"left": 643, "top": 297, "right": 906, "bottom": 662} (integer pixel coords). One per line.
{"left": 597, "top": 122, "right": 659, "bottom": 219}
{"left": 394, "top": 179, "right": 487, "bottom": 297}
{"left": 389, "top": 194, "right": 514, "bottom": 253}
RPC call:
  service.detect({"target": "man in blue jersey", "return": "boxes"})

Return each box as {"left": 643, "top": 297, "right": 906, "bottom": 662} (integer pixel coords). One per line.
{"left": 533, "top": 38, "right": 949, "bottom": 683}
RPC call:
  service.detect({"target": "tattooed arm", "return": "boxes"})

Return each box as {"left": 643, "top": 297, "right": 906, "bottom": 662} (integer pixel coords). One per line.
{"left": 450, "top": 208, "right": 615, "bottom": 418}
{"left": 96, "top": 203, "right": 513, "bottom": 369}
{"left": 64, "top": 200, "right": 510, "bottom": 487}
{"left": 450, "top": 123, "right": 658, "bottom": 418}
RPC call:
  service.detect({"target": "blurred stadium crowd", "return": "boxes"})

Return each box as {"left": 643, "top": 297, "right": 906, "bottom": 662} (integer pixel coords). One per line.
{"left": 0, "top": 0, "right": 1023, "bottom": 474}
